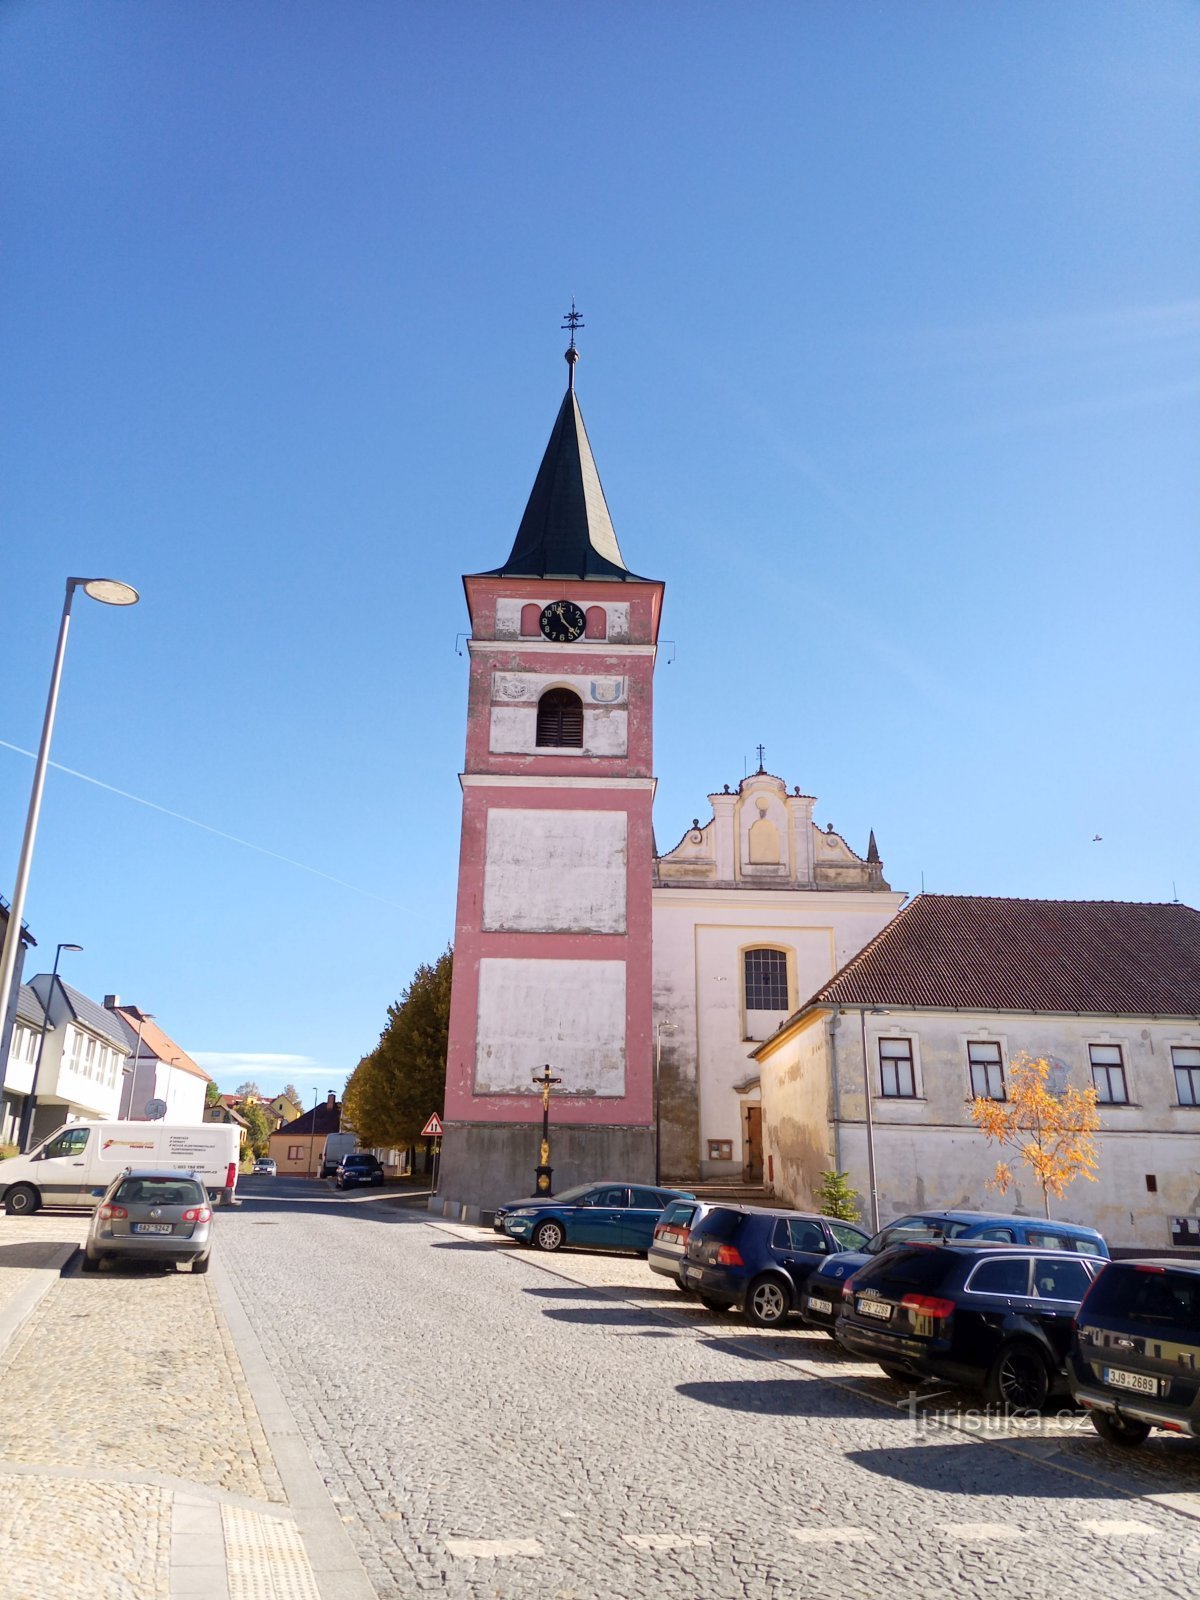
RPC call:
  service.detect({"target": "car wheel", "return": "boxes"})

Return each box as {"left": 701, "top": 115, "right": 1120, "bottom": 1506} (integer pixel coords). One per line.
{"left": 5, "top": 1184, "right": 39, "bottom": 1217}
{"left": 745, "top": 1275, "right": 790, "bottom": 1328}
{"left": 191, "top": 1254, "right": 211, "bottom": 1275}
{"left": 698, "top": 1294, "right": 727, "bottom": 1313}
{"left": 1089, "top": 1410, "right": 1151, "bottom": 1449}
{"left": 80, "top": 1251, "right": 100, "bottom": 1274}
{"left": 985, "top": 1341, "right": 1052, "bottom": 1411}
{"left": 533, "top": 1219, "right": 564, "bottom": 1252}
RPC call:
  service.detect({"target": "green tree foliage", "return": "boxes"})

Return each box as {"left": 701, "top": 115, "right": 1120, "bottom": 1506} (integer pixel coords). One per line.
{"left": 234, "top": 1080, "right": 263, "bottom": 1099}
{"left": 282, "top": 1083, "right": 302, "bottom": 1109}
{"left": 240, "top": 1100, "right": 271, "bottom": 1160}
{"left": 204, "top": 1080, "right": 222, "bottom": 1106}
{"left": 815, "top": 1170, "right": 862, "bottom": 1223}
{"left": 343, "top": 950, "right": 452, "bottom": 1149}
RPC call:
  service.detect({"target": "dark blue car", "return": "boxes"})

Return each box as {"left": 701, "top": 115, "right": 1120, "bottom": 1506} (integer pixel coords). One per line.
{"left": 801, "top": 1209, "right": 1110, "bottom": 1336}
{"left": 681, "top": 1205, "right": 872, "bottom": 1327}
{"left": 502, "top": 1181, "right": 693, "bottom": 1254}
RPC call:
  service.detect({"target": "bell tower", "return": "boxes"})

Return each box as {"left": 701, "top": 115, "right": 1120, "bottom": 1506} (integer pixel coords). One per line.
{"left": 437, "top": 320, "right": 664, "bottom": 1217}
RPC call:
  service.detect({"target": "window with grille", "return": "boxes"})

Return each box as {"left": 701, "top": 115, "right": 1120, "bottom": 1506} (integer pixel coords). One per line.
{"left": 1173, "top": 1046, "right": 1200, "bottom": 1106}
{"left": 1089, "top": 1043, "right": 1129, "bottom": 1105}
{"left": 879, "top": 1038, "right": 917, "bottom": 1098}
{"left": 968, "top": 1041, "right": 1005, "bottom": 1100}
{"left": 535, "top": 688, "right": 584, "bottom": 747}
{"left": 744, "top": 948, "right": 788, "bottom": 1011}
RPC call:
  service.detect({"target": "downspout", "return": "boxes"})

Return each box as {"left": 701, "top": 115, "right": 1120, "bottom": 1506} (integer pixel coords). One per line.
{"left": 828, "top": 1009, "right": 842, "bottom": 1173}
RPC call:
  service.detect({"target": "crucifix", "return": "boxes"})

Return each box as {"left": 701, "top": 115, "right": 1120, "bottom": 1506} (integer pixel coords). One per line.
{"left": 756, "top": 743, "right": 766, "bottom": 773}
{"left": 532, "top": 1064, "right": 563, "bottom": 1195}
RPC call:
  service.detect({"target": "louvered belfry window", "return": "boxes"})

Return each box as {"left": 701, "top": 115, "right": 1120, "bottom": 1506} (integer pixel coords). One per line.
{"left": 536, "top": 688, "right": 584, "bottom": 748}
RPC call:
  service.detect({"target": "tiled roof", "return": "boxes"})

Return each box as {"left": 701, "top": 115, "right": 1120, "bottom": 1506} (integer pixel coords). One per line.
{"left": 14, "top": 984, "right": 46, "bottom": 1030}
{"left": 112, "top": 1008, "right": 210, "bottom": 1082}
{"left": 274, "top": 1101, "right": 342, "bottom": 1138}
{"left": 792, "top": 895, "right": 1200, "bottom": 1019}
{"left": 32, "top": 976, "right": 131, "bottom": 1051}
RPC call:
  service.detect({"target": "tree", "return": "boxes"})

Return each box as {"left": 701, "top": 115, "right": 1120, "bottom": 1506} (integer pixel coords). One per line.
{"left": 234, "top": 1080, "right": 263, "bottom": 1100}
{"left": 343, "top": 950, "right": 452, "bottom": 1152}
{"left": 240, "top": 1100, "right": 272, "bottom": 1160}
{"left": 204, "top": 1080, "right": 222, "bottom": 1106}
{"left": 815, "top": 1170, "right": 861, "bottom": 1223}
{"left": 971, "top": 1053, "right": 1100, "bottom": 1218}
{"left": 282, "top": 1083, "right": 302, "bottom": 1109}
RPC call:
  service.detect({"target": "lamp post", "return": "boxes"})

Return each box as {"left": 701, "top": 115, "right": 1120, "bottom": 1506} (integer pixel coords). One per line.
{"left": 17, "top": 941, "right": 82, "bottom": 1151}
{"left": 124, "top": 1009, "right": 156, "bottom": 1119}
{"left": 532, "top": 1064, "right": 561, "bottom": 1195}
{"left": 0, "top": 577, "right": 139, "bottom": 1093}
{"left": 654, "top": 1019, "right": 677, "bottom": 1185}
{"left": 855, "top": 1005, "right": 890, "bottom": 1234}
{"left": 308, "top": 1087, "right": 319, "bottom": 1178}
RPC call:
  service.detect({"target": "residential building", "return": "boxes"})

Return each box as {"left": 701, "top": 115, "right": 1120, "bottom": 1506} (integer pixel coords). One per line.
{"left": 753, "top": 895, "right": 1200, "bottom": 1249}
{"left": 108, "top": 1002, "right": 211, "bottom": 1123}
{"left": 269, "top": 1092, "right": 342, "bottom": 1176}
{"left": 22, "top": 974, "right": 130, "bottom": 1141}
{"left": 0, "top": 898, "right": 38, "bottom": 1141}
{"left": 1, "top": 985, "right": 47, "bottom": 1146}
{"left": 203, "top": 1101, "right": 250, "bottom": 1149}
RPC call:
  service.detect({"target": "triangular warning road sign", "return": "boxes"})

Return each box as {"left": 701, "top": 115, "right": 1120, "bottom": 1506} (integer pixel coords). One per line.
{"left": 420, "top": 1113, "right": 444, "bottom": 1139}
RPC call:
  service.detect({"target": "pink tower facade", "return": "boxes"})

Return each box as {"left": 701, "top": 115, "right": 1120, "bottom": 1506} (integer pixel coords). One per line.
{"left": 437, "top": 354, "right": 664, "bottom": 1215}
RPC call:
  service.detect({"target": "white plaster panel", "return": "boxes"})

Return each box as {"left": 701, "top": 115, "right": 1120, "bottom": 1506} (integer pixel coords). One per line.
{"left": 493, "top": 671, "right": 627, "bottom": 706}
{"left": 488, "top": 704, "right": 628, "bottom": 756}
{"left": 483, "top": 809, "right": 627, "bottom": 933}
{"left": 475, "top": 958, "right": 627, "bottom": 1095}
{"left": 607, "top": 603, "right": 630, "bottom": 643}
{"left": 494, "top": 599, "right": 524, "bottom": 639}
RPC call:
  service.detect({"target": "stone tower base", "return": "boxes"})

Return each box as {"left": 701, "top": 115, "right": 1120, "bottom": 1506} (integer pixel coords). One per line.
{"left": 432, "top": 1121, "right": 656, "bottom": 1224}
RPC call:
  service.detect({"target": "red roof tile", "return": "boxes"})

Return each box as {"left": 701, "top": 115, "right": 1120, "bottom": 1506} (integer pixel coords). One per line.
{"left": 802, "top": 895, "right": 1200, "bottom": 1017}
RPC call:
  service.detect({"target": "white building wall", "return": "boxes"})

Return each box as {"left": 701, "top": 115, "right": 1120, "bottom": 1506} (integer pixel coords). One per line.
{"left": 761, "top": 1008, "right": 1200, "bottom": 1251}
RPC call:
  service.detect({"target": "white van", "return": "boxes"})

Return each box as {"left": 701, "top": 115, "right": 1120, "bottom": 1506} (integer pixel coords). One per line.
{"left": 0, "top": 1121, "right": 242, "bottom": 1216}
{"left": 320, "top": 1131, "right": 356, "bottom": 1178}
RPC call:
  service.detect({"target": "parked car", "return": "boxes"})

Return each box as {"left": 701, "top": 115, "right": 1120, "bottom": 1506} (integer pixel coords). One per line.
{"left": 82, "top": 1169, "right": 214, "bottom": 1274}
{"left": 648, "top": 1198, "right": 723, "bottom": 1288}
{"left": 801, "top": 1209, "right": 1110, "bottom": 1336}
{"left": 1068, "top": 1258, "right": 1200, "bottom": 1447}
{"left": 835, "top": 1241, "right": 1107, "bottom": 1407}
{"left": 335, "top": 1153, "right": 385, "bottom": 1189}
{"left": 503, "top": 1182, "right": 693, "bottom": 1253}
{"left": 252, "top": 1158, "right": 277, "bottom": 1176}
{"left": 680, "top": 1205, "right": 871, "bottom": 1327}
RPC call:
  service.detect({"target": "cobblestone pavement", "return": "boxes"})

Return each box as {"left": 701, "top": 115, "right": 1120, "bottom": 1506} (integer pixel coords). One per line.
{"left": 219, "top": 1192, "right": 1200, "bottom": 1600}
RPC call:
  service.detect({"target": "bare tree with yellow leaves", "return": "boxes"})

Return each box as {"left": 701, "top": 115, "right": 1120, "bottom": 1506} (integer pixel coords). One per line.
{"left": 971, "top": 1053, "right": 1100, "bottom": 1219}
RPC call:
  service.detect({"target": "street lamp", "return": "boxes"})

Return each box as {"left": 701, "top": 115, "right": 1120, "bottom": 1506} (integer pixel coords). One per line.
{"left": 125, "top": 1010, "right": 156, "bottom": 1116}
{"left": 0, "top": 576, "right": 139, "bottom": 1091}
{"left": 654, "top": 1019, "right": 677, "bottom": 1185}
{"left": 18, "top": 941, "right": 82, "bottom": 1151}
{"left": 308, "top": 1087, "right": 319, "bottom": 1178}
{"left": 854, "top": 1005, "right": 890, "bottom": 1234}
{"left": 532, "top": 1064, "right": 562, "bottom": 1195}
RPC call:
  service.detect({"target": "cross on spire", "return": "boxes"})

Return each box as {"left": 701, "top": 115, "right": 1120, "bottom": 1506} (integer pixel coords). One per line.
{"left": 562, "top": 299, "right": 584, "bottom": 389}
{"left": 756, "top": 744, "right": 766, "bottom": 773}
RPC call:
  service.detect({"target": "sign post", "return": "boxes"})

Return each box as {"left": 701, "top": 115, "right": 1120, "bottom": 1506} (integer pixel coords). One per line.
{"left": 420, "top": 1113, "right": 443, "bottom": 1193}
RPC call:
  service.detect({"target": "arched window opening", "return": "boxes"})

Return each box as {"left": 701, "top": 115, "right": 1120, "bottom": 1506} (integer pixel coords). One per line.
{"left": 744, "top": 948, "right": 788, "bottom": 1013}
{"left": 585, "top": 606, "right": 607, "bottom": 640}
{"left": 520, "top": 603, "right": 541, "bottom": 637}
{"left": 536, "top": 688, "right": 584, "bottom": 748}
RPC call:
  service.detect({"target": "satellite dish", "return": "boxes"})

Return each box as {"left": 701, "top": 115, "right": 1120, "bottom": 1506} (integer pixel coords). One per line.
{"left": 145, "top": 1098, "right": 168, "bottom": 1121}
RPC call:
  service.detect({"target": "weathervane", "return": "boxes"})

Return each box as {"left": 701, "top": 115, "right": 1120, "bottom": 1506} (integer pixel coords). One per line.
{"left": 561, "top": 299, "right": 584, "bottom": 389}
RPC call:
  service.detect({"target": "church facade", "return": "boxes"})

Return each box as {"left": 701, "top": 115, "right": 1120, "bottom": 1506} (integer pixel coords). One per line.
{"left": 438, "top": 343, "right": 900, "bottom": 1216}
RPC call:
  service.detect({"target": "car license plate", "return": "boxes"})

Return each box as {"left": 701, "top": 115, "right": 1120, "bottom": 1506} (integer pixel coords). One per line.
{"left": 683, "top": 1265, "right": 700, "bottom": 1283}
{"left": 856, "top": 1297, "right": 892, "bottom": 1320}
{"left": 808, "top": 1296, "right": 833, "bottom": 1316}
{"left": 133, "top": 1223, "right": 174, "bottom": 1235}
{"left": 1104, "top": 1367, "right": 1158, "bottom": 1396}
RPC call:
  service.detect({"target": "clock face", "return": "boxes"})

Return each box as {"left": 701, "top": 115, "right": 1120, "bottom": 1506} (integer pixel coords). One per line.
{"left": 539, "top": 599, "right": 586, "bottom": 643}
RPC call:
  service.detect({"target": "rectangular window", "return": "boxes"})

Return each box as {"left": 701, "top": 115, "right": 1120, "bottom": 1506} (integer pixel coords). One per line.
{"left": 879, "top": 1038, "right": 916, "bottom": 1098}
{"left": 1089, "top": 1043, "right": 1129, "bottom": 1105}
{"left": 1172, "top": 1046, "right": 1200, "bottom": 1107}
{"left": 968, "top": 1041, "right": 1005, "bottom": 1100}
{"left": 744, "top": 948, "right": 788, "bottom": 1011}
{"left": 287, "top": 1145, "right": 304, "bottom": 1161}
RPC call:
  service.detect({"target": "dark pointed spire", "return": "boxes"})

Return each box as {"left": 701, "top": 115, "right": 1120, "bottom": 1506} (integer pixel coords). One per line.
{"left": 867, "top": 830, "right": 880, "bottom": 863}
{"left": 481, "top": 311, "right": 648, "bottom": 582}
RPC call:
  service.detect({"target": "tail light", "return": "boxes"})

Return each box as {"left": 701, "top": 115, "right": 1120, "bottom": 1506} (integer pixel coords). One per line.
{"left": 715, "top": 1245, "right": 744, "bottom": 1266}
{"left": 653, "top": 1223, "right": 667, "bottom": 1240}
{"left": 225, "top": 1162, "right": 237, "bottom": 1191}
{"left": 842, "top": 1281, "right": 857, "bottom": 1302}
{"left": 98, "top": 1204, "right": 127, "bottom": 1221}
{"left": 901, "top": 1293, "right": 955, "bottom": 1320}
{"left": 182, "top": 1206, "right": 212, "bottom": 1224}
{"left": 678, "top": 1227, "right": 691, "bottom": 1245}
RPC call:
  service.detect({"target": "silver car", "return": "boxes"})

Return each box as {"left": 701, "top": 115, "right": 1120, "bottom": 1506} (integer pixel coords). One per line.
{"left": 82, "top": 1169, "right": 214, "bottom": 1274}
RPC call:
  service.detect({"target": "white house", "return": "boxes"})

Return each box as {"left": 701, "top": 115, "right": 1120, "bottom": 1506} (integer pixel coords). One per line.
{"left": 753, "top": 894, "right": 1200, "bottom": 1250}
{"left": 1, "top": 985, "right": 48, "bottom": 1146}
{"left": 108, "top": 1002, "right": 211, "bottom": 1123}
{"left": 23, "top": 974, "right": 130, "bottom": 1141}
{"left": 652, "top": 766, "right": 904, "bottom": 1182}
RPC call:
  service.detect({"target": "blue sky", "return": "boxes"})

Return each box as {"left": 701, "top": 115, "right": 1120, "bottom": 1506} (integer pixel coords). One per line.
{"left": 1, "top": 2, "right": 1196, "bottom": 1095}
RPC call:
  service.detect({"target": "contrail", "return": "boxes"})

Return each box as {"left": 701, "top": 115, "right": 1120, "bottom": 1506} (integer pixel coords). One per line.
{"left": 0, "top": 738, "right": 403, "bottom": 907}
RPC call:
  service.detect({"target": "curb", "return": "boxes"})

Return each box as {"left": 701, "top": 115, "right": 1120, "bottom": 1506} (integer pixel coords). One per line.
{"left": 0, "top": 1242, "right": 78, "bottom": 1368}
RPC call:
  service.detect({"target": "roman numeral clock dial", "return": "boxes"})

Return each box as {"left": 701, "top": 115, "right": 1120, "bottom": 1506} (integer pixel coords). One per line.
{"left": 539, "top": 599, "right": 586, "bottom": 642}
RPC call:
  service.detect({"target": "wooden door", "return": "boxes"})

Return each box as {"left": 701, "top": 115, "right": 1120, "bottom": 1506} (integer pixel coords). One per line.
{"left": 743, "top": 1105, "right": 763, "bottom": 1181}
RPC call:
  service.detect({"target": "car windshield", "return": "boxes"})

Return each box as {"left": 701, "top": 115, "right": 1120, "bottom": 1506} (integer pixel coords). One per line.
{"left": 539, "top": 1183, "right": 599, "bottom": 1205}
{"left": 691, "top": 1209, "right": 746, "bottom": 1242}
{"left": 867, "top": 1216, "right": 976, "bottom": 1253}
{"left": 113, "top": 1178, "right": 206, "bottom": 1207}
{"left": 856, "top": 1246, "right": 955, "bottom": 1293}
{"left": 1086, "top": 1267, "right": 1200, "bottom": 1329}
